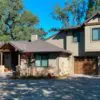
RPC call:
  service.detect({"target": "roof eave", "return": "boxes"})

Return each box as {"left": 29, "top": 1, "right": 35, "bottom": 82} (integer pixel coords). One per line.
{"left": 84, "top": 12, "right": 100, "bottom": 24}
{"left": 23, "top": 50, "right": 71, "bottom": 55}
{"left": 59, "top": 25, "right": 84, "bottom": 32}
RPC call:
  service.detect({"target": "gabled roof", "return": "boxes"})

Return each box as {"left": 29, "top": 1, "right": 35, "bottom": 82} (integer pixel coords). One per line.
{"left": 10, "top": 41, "right": 28, "bottom": 52}
{"left": 0, "top": 40, "right": 71, "bottom": 54}
{"left": 84, "top": 12, "right": 100, "bottom": 24}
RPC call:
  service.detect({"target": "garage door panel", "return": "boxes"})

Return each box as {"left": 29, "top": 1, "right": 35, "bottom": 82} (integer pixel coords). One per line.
{"left": 74, "top": 57, "right": 97, "bottom": 75}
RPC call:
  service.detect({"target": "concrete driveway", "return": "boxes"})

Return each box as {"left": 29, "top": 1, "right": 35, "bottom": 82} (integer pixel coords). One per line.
{"left": 0, "top": 76, "right": 100, "bottom": 100}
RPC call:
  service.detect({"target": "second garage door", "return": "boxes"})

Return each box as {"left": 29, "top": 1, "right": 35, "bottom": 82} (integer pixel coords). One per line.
{"left": 74, "top": 57, "right": 98, "bottom": 75}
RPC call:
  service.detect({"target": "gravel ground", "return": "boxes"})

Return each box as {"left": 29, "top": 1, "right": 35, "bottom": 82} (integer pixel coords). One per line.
{"left": 0, "top": 76, "right": 100, "bottom": 100}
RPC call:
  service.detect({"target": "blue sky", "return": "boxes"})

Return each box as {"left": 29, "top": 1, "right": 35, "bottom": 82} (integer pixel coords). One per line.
{"left": 23, "top": 0, "right": 65, "bottom": 32}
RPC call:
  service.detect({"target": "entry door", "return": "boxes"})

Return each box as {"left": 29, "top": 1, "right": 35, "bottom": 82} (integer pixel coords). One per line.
{"left": 3, "top": 53, "right": 11, "bottom": 69}
{"left": 11, "top": 52, "right": 18, "bottom": 71}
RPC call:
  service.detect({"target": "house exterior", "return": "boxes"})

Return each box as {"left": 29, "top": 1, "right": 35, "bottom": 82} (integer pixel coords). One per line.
{"left": 0, "top": 38, "right": 71, "bottom": 77}
{"left": 47, "top": 12, "right": 100, "bottom": 75}
{"left": 0, "top": 12, "right": 99, "bottom": 77}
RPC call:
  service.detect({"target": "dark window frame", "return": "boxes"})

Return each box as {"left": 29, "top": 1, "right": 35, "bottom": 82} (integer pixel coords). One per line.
{"left": 92, "top": 28, "right": 100, "bottom": 41}
{"left": 35, "top": 53, "right": 49, "bottom": 67}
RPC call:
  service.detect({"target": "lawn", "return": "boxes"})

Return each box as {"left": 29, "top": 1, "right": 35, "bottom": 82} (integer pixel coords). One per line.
{"left": 0, "top": 76, "right": 100, "bottom": 100}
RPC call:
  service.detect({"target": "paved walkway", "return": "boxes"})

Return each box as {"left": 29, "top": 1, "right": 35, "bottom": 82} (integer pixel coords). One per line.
{"left": 0, "top": 76, "right": 100, "bottom": 100}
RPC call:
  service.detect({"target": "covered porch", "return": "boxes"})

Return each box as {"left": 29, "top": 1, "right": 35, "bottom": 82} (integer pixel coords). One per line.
{"left": 0, "top": 40, "right": 72, "bottom": 77}
{"left": 0, "top": 43, "right": 21, "bottom": 73}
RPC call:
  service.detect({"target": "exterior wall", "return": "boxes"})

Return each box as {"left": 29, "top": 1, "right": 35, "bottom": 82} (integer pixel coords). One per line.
{"left": 46, "top": 14, "right": 100, "bottom": 75}
{"left": 20, "top": 53, "right": 59, "bottom": 69}
{"left": 66, "top": 32, "right": 79, "bottom": 56}
{"left": 68, "top": 55, "right": 74, "bottom": 75}
{"left": 46, "top": 38, "right": 63, "bottom": 48}
{"left": 46, "top": 31, "right": 84, "bottom": 75}
{"left": 49, "top": 54, "right": 74, "bottom": 75}
{"left": 48, "top": 53, "right": 58, "bottom": 68}
{"left": 46, "top": 32, "right": 66, "bottom": 49}
{"left": 85, "top": 25, "right": 100, "bottom": 52}
{"left": 46, "top": 28, "right": 100, "bottom": 75}
{"left": 58, "top": 55, "right": 74, "bottom": 75}
{"left": 88, "top": 17, "right": 99, "bottom": 23}
{"left": 65, "top": 31, "right": 85, "bottom": 56}
{"left": 0, "top": 65, "right": 5, "bottom": 73}
{"left": 19, "top": 53, "right": 72, "bottom": 76}
{"left": 31, "top": 34, "right": 38, "bottom": 41}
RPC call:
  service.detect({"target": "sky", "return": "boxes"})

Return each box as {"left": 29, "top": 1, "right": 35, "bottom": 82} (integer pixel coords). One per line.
{"left": 23, "top": 0, "right": 65, "bottom": 32}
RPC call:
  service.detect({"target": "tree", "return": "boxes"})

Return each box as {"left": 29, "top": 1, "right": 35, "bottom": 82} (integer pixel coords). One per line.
{"left": 53, "top": 0, "right": 87, "bottom": 27}
{"left": 53, "top": 0, "right": 100, "bottom": 28}
{"left": 52, "top": 4, "right": 69, "bottom": 28}
{"left": 86, "top": 0, "right": 100, "bottom": 19}
{"left": 33, "top": 28, "right": 47, "bottom": 37}
{"left": 0, "top": 0, "right": 39, "bottom": 41}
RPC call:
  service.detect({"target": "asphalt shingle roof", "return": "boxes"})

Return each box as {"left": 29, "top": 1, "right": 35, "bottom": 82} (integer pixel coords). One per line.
{"left": 0, "top": 40, "right": 71, "bottom": 54}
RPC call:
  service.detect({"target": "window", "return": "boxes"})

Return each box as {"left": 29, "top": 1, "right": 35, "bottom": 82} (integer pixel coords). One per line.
{"left": 35, "top": 54, "right": 41, "bottom": 67}
{"left": 35, "top": 54, "right": 48, "bottom": 67}
{"left": 73, "top": 32, "right": 80, "bottom": 43}
{"left": 92, "top": 28, "right": 100, "bottom": 41}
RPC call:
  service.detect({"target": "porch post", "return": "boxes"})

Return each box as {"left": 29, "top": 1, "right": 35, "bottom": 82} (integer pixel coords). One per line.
{"left": 18, "top": 54, "right": 21, "bottom": 66}
{"left": 98, "top": 56, "right": 100, "bottom": 75}
{"left": 0, "top": 52, "right": 3, "bottom": 65}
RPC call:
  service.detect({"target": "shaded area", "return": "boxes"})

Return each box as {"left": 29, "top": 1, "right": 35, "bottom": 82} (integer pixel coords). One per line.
{"left": 0, "top": 77, "right": 100, "bottom": 100}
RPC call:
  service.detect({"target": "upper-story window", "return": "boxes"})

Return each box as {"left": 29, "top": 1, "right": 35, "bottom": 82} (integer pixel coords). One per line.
{"left": 92, "top": 28, "right": 100, "bottom": 41}
{"left": 73, "top": 32, "right": 80, "bottom": 43}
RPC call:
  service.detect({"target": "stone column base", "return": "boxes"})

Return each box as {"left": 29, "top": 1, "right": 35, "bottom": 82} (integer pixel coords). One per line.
{"left": 0, "top": 65, "right": 5, "bottom": 73}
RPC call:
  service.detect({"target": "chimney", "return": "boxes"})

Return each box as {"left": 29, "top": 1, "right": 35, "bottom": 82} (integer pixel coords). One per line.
{"left": 31, "top": 34, "right": 38, "bottom": 41}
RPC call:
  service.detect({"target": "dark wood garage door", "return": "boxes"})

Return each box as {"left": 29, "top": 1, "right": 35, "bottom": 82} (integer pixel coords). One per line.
{"left": 74, "top": 57, "right": 98, "bottom": 75}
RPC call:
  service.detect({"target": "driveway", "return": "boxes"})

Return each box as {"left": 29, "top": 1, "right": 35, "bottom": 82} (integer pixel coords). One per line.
{"left": 0, "top": 76, "right": 100, "bottom": 100}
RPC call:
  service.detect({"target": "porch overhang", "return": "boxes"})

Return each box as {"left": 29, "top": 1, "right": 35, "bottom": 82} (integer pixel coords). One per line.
{"left": 0, "top": 43, "right": 23, "bottom": 52}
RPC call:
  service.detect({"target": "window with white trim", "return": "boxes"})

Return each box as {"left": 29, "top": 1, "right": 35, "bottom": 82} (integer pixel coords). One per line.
{"left": 92, "top": 28, "right": 100, "bottom": 41}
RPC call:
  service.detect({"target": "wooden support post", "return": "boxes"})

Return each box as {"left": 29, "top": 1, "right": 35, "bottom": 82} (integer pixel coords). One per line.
{"left": 0, "top": 52, "right": 3, "bottom": 65}
{"left": 18, "top": 54, "right": 21, "bottom": 66}
{"left": 57, "top": 56, "right": 60, "bottom": 76}
{"left": 98, "top": 56, "right": 100, "bottom": 75}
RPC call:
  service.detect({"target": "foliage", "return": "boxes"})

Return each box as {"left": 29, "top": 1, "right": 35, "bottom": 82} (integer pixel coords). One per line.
{"left": 86, "top": 0, "right": 100, "bottom": 19}
{"left": 53, "top": 4, "right": 69, "bottom": 28}
{"left": 0, "top": 0, "right": 39, "bottom": 41}
{"left": 0, "top": 35, "right": 11, "bottom": 41}
{"left": 53, "top": 0, "right": 100, "bottom": 27}
{"left": 53, "top": 0, "right": 87, "bottom": 27}
{"left": 33, "top": 28, "right": 47, "bottom": 37}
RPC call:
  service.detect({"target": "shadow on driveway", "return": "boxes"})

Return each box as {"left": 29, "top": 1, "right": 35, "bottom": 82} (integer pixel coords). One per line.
{"left": 0, "top": 77, "right": 100, "bottom": 100}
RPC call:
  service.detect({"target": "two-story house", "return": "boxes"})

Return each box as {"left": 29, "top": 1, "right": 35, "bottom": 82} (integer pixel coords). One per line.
{"left": 0, "top": 12, "right": 99, "bottom": 77}
{"left": 47, "top": 12, "right": 100, "bottom": 75}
